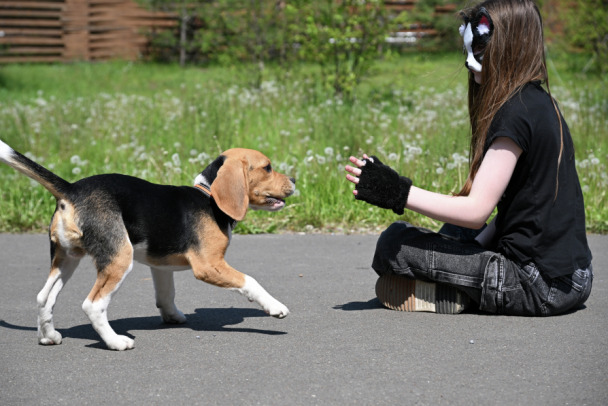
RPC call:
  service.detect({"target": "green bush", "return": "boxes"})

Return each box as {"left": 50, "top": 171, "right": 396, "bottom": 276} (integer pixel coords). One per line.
{"left": 559, "top": 0, "right": 608, "bottom": 74}
{"left": 296, "top": 0, "right": 392, "bottom": 99}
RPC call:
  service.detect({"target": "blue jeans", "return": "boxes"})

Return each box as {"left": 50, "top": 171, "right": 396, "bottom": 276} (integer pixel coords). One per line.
{"left": 371, "top": 221, "right": 593, "bottom": 316}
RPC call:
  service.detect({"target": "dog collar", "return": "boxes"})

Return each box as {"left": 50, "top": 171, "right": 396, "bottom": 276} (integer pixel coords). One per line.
{"left": 194, "top": 183, "right": 212, "bottom": 198}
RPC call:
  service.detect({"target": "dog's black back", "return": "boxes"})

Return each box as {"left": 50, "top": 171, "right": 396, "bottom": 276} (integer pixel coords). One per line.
{"left": 68, "top": 174, "right": 233, "bottom": 260}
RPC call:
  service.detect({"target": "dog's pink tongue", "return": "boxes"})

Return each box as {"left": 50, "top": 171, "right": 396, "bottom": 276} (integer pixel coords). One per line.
{"left": 266, "top": 197, "right": 285, "bottom": 210}
{"left": 272, "top": 200, "right": 285, "bottom": 209}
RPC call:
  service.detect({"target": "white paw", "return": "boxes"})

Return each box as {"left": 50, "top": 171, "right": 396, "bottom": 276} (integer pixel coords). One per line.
{"left": 39, "top": 330, "right": 62, "bottom": 345}
{"left": 106, "top": 335, "right": 135, "bottom": 351}
{"left": 238, "top": 276, "right": 290, "bottom": 319}
{"left": 160, "top": 309, "right": 187, "bottom": 324}
{"left": 266, "top": 301, "right": 290, "bottom": 319}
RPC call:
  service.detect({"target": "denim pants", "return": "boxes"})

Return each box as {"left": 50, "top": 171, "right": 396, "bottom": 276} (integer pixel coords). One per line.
{"left": 371, "top": 221, "right": 593, "bottom": 316}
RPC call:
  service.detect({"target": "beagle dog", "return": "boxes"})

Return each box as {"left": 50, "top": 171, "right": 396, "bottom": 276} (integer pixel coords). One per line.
{"left": 0, "top": 140, "right": 295, "bottom": 350}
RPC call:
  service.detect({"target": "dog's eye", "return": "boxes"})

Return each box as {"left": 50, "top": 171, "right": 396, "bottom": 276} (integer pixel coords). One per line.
{"left": 264, "top": 164, "right": 272, "bottom": 173}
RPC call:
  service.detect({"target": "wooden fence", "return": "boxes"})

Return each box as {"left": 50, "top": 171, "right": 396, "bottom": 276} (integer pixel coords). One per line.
{"left": 385, "top": 1, "right": 457, "bottom": 44}
{"left": 0, "top": 0, "right": 456, "bottom": 64}
{"left": 0, "top": 0, "right": 178, "bottom": 63}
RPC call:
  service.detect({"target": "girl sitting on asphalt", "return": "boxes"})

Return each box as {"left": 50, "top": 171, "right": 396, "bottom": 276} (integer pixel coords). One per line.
{"left": 345, "top": 0, "right": 593, "bottom": 316}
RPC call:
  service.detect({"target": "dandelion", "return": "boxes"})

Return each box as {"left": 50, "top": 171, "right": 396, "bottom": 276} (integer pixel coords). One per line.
{"left": 31, "top": 122, "right": 41, "bottom": 134}
{"left": 409, "top": 146, "right": 423, "bottom": 156}
{"left": 171, "top": 153, "right": 181, "bottom": 167}
{"left": 34, "top": 98, "right": 47, "bottom": 107}
{"left": 72, "top": 167, "right": 81, "bottom": 175}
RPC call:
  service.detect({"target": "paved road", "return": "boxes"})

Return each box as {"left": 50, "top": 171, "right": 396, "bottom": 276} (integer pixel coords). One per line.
{"left": 1, "top": 233, "right": 606, "bottom": 405}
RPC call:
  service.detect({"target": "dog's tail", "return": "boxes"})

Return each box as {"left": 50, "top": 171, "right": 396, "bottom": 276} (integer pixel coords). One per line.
{"left": 0, "top": 139, "right": 71, "bottom": 199}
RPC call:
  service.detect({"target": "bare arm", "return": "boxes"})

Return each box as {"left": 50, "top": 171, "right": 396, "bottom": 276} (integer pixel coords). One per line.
{"left": 345, "top": 137, "right": 522, "bottom": 229}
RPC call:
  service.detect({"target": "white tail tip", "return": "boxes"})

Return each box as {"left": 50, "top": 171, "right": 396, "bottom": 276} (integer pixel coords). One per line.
{"left": 0, "top": 140, "right": 14, "bottom": 162}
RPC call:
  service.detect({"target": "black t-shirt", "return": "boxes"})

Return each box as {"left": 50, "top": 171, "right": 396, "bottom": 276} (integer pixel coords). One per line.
{"left": 484, "top": 82, "right": 592, "bottom": 278}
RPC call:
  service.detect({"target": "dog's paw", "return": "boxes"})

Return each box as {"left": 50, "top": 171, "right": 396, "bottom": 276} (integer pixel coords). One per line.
{"left": 160, "top": 309, "right": 187, "bottom": 324}
{"left": 39, "top": 330, "right": 62, "bottom": 345}
{"left": 266, "top": 302, "right": 290, "bottom": 319}
{"left": 105, "top": 335, "right": 135, "bottom": 351}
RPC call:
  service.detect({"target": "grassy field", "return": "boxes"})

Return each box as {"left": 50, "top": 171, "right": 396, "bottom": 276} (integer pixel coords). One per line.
{"left": 0, "top": 53, "right": 606, "bottom": 234}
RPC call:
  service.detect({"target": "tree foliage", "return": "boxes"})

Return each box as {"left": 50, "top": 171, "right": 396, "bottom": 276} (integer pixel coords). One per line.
{"left": 141, "top": 1, "right": 394, "bottom": 97}
{"left": 560, "top": 0, "right": 608, "bottom": 74}
{"left": 296, "top": 0, "right": 392, "bottom": 99}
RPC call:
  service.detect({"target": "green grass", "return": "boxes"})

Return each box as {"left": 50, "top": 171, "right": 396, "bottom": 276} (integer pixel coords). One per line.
{"left": 0, "top": 53, "right": 606, "bottom": 234}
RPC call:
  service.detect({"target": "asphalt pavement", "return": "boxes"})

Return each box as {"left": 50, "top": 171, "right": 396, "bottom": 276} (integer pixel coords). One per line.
{"left": 1, "top": 233, "right": 607, "bottom": 405}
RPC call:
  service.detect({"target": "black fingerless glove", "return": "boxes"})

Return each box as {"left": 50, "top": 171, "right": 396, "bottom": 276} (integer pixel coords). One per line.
{"left": 355, "top": 156, "right": 412, "bottom": 215}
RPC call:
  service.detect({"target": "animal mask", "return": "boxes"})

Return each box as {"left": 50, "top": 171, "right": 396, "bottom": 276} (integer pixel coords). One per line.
{"left": 459, "top": 7, "right": 494, "bottom": 73}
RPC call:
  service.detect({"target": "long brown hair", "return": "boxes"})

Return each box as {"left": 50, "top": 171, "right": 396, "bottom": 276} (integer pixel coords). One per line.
{"left": 457, "top": 0, "right": 563, "bottom": 196}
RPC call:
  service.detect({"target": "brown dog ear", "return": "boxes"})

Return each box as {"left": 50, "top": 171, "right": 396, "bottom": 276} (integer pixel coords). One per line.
{"left": 210, "top": 156, "right": 248, "bottom": 221}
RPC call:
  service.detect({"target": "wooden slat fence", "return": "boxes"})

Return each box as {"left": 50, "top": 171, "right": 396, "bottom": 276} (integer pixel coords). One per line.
{"left": 385, "top": 1, "right": 457, "bottom": 44}
{"left": 0, "top": 0, "right": 178, "bottom": 63}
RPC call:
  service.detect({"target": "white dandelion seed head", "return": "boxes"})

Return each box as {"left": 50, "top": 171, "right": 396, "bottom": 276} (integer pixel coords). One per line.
{"left": 172, "top": 153, "right": 181, "bottom": 167}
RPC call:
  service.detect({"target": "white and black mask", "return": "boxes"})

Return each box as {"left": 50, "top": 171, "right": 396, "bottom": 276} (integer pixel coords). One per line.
{"left": 459, "top": 7, "right": 494, "bottom": 73}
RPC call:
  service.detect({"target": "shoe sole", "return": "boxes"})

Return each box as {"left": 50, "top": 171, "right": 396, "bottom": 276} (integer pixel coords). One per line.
{"left": 375, "top": 274, "right": 469, "bottom": 314}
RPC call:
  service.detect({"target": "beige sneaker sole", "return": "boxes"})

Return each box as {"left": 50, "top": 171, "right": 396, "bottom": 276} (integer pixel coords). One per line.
{"left": 375, "top": 274, "right": 469, "bottom": 314}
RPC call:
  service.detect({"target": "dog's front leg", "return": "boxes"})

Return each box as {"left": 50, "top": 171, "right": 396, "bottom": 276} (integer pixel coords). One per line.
{"left": 190, "top": 256, "right": 289, "bottom": 318}
{"left": 232, "top": 275, "right": 290, "bottom": 319}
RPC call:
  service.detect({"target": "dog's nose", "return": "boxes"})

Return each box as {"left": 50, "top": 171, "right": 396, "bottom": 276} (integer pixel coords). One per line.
{"left": 290, "top": 177, "right": 296, "bottom": 184}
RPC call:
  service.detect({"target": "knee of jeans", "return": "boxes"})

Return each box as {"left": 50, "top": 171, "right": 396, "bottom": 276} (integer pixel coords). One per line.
{"left": 377, "top": 221, "right": 424, "bottom": 246}
{"left": 372, "top": 222, "right": 419, "bottom": 277}
{"left": 380, "top": 221, "right": 411, "bottom": 238}
{"left": 375, "top": 222, "right": 409, "bottom": 257}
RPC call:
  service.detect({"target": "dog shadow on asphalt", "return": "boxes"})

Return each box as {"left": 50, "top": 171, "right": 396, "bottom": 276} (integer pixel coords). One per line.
{"left": 0, "top": 307, "right": 286, "bottom": 350}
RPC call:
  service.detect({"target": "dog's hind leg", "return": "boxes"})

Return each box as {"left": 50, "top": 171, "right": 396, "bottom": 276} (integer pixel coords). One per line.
{"left": 150, "top": 268, "right": 187, "bottom": 324}
{"left": 37, "top": 244, "right": 82, "bottom": 345}
{"left": 82, "top": 237, "right": 135, "bottom": 351}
